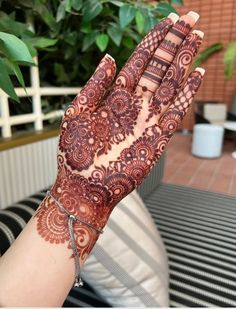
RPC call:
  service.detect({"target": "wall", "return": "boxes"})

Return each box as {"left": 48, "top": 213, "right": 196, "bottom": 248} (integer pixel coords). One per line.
{"left": 178, "top": 0, "right": 236, "bottom": 129}
{"left": 0, "top": 137, "right": 58, "bottom": 208}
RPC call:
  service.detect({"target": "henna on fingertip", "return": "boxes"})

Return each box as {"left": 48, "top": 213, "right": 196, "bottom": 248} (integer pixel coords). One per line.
{"left": 136, "top": 12, "right": 199, "bottom": 100}
{"left": 159, "top": 69, "right": 204, "bottom": 136}
{"left": 66, "top": 54, "right": 117, "bottom": 116}
{"left": 114, "top": 17, "right": 173, "bottom": 91}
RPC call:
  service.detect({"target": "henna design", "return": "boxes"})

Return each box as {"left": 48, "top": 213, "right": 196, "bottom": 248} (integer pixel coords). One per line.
{"left": 114, "top": 18, "right": 173, "bottom": 91}
{"left": 59, "top": 89, "right": 143, "bottom": 171}
{"left": 169, "top": 19, "right": 191, "bottom": 39}
{"left": 36, "top": 70, "right": 202, "bottom": 261}
{"left": 65, "top": 55, "right": 116, "bottom": 116}
{"left": 147, "top": 32, "right": 202, "bottom": 121}
{"left": 137, "top": 19, "right": 193, "bottom": 96}
{"left": 35, "top": 14, "right": 204, "bottom": 267}
{"left": 158, "top": 39, "right": 179, "bottom": 57}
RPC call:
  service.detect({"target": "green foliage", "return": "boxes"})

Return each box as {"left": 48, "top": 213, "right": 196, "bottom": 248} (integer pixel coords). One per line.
{"left": 0, "top": 31, "right": 34, "bottom": 101}
{"left": 0, "top": 0, "right": 179, "bottom": 92}
{"left": 119, "top": 4, "right": 136, "bottom": 28}
{"left": 156, "top": 2, "right": 177, "bottom": 16}
{"left": 0, "top": 7, "right": 59, "bottom": 101}
{"left": 193, "top": 43, "right": 224, "bottom": 68}
{"left": 96, "top": 34, "right": 109, "bottom": 52}
{"left": 224, "top": 42, "right": 236, "bottom": 80}
{"left": 194, "top": 42, "right": 236, "bottom": 80}
{"left": 135, "top": 11, "right": 145, "bottom": 34}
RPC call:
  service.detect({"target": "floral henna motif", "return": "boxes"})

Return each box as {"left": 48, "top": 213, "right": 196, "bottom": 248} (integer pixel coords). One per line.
{"left": 59, "top": 89, "right": 143, "bottom": 171}
{"left": 35, "top": 196, "right": 99, "bottom": 262}
{"left": 65, "top": 55, "right": 116, "bottom": 116}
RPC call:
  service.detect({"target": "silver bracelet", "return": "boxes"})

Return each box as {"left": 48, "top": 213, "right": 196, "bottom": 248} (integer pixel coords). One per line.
{"left": 46, "top": 190, "right": 103, "bottom": 288}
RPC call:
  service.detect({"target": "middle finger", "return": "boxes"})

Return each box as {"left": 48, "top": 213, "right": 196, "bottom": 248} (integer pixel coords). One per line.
{"left": 136, "top": 11, "right": 199, "bottom": 100}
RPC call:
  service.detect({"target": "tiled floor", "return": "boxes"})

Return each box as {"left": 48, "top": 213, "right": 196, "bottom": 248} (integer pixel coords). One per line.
{"left": 163, "top": 133, "right": 236, "bottom": 196}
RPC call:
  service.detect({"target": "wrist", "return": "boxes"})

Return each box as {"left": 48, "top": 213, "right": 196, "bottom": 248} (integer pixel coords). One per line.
{"left": 51, "top": 175, "right": 110, "bottom": 230}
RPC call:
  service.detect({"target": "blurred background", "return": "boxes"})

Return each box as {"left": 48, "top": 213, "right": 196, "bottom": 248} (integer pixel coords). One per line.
{"left": 0, "top": 0, "right": 236, "bottom": 206}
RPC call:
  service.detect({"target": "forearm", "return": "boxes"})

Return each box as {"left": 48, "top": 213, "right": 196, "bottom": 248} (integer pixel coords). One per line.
{"left": 0, "top": 194, "right": 97, "bottom": 307}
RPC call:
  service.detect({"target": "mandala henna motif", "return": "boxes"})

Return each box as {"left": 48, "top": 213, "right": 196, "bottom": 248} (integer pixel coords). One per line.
{"left": 35, "top": 198, "right": 69, "bottom": 244}
{"left": 59, "top": 87, "right": 144, "bottom": 171}
{"left": 35, "top": 15, "right": 204, "bottom": 269}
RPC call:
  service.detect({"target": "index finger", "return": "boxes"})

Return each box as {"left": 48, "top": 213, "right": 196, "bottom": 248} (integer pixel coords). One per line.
{"left": 113, "top": 14, "right": 178, "bottom": 92}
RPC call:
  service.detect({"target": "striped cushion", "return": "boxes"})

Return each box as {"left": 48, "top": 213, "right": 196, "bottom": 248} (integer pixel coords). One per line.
{"left": 1, "top": 158, "right": 236, "bottom": 307}
{"left": 82, "top": 190, "right": 169, "bottom": 307}
{"left": 146, "top": 184, "right": 236, "bottom": 308}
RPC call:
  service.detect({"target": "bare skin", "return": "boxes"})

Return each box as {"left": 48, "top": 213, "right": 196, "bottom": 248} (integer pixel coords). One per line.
{"left": 0, "top": 12, "right": 205, "bottom": 307}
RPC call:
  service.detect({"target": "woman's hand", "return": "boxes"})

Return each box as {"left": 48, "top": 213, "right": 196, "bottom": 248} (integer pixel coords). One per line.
{"left": 36, "top": 12, "right": 205, "bottom": 262}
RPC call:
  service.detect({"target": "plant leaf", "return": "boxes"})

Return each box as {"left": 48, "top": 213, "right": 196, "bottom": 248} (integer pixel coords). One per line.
{"left": 25, "top": 37, "right": 58, "bottom": 49}
{"left": 0, "top": 32, "right": 34, "bottom": 64}
{"left": 156, "top": 2, "right": 177, "bottom": 17}
{"left": 171, "top": 0, "right": 183, "bottom": 5}
{"left": 0, "top": 12, "right": 28, "bottom": 36}
{"left": 193, "top": 43, "right": 223, "bottom": 68}
{"left": 71, "top": 0, "right": 83, "bottom": 11}
{"left": 56, "top": 0, "right": 67, "bottom": 22}
{"left": 82, "top": 0, "right": 103, "bottom": 23}
{"left": 65, "top": 0, "right": 72, "bottom": 12}
{"left": 3, "top": 59, "right": 25, "bottom": 88}
{"left": 224, "top": 42, "right": 236, "bottom": 80}
{"left": 96, "top": 34, "right": 109, "bottom": 52}
{"left": 54, "top": 63, "right": 70, "bottom": 83}
{"left": 23, "top": 40, "right": 37, "bottom": 57}
{"left": 143, "top": 10, "right": 157, "bottom": 33}
{"left": 119, "top": 4, "right": 136, "bottom": 28}
{"left": 82, "top": 32, "right": 96, "bottom": 51}
{"left": 0, "top": 59, "right": 19, "bottom": 102}
{"left": 109, "top": 0, "right": 124, "bottom": 7}
{"left": 64, "top": 31, "right": 78, "bottom": 45}
{"left": 135, "top": 10, "right": 145, "bottom": 34}
{"left": 107, "top": 25, "right": 122, "bottom": 46}
{"left": 122, "top": 36, "right": 134, "bottom": 49}
{"left": 81, "top": 22, "right": 92, "bottom": 34}
{"left": 33, "top": 1, "right": 57, "bottom": 31}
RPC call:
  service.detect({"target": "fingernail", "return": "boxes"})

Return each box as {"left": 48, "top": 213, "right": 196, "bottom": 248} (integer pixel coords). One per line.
{"left": 187, "top": 11, "right": 200, "bottom": 22}
{"left": 105, "top": 53, "right": 115, "bottom": 62}
{"left": 168, "top": 12, "right": 179, "bottom": 23}
{"left": 195, "top": 67, "right": 205, "bottom": 76}
{"left": 192, "top": 30, "right": 204, "bottom": 38}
